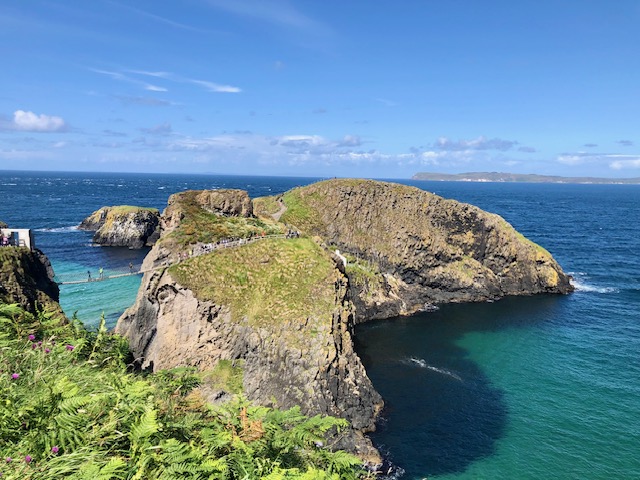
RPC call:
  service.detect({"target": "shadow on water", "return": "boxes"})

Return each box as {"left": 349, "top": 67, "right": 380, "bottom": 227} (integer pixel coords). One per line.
{"left": 354, "top": 294, "right": 567, "bottom": 478}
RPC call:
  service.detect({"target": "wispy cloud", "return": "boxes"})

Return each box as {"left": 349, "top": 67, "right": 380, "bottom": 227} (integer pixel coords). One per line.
{"left": 435, "top": 136, "right": 518, "bottom": 152}
{"left": 190, "top": 80, "right": 241, "bottom": 93}
{"left": 105, "top": 1, "right": 207, "bottom": 33}
{"left": 139, "top": 122, "right": 173, "bottom": 135}
{"left": 617, "top": 139, "right": 634, "bottom": 147}
{"left": 205, "top": 0, "right": 327, "bottom": 33}
{"left": 0, "top": 110, "right": 67, "bottom": 132}
{"left": 375, "top": 98, "right": 398, "bottom": 107}
{"left": 126, "top": 69, "right": 242, "bottom": 94}
{"left": 113, "top": 95, "right": 172, "bottom": 107}
{"left": 558, "top": 152, "right": 640, "bottom": 169}
{"left": 91, "top": 68, "right": 168, "bottom": 92}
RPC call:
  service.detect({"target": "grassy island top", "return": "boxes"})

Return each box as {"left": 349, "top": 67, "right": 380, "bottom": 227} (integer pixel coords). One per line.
{"left": 107, "top": 205, "right": 159, "bottom": 215}
{"left": 169, "top": 237, "right": 338, "bottom": 330}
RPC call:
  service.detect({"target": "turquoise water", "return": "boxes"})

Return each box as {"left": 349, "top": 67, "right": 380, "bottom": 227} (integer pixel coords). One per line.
{"left": 1, "top": 171, "right": 639, "bottom": 478}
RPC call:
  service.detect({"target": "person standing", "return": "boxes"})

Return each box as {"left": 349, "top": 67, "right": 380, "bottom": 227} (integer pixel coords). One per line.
{"left": 99, "top": 267, "right": 104, "bottom": 280}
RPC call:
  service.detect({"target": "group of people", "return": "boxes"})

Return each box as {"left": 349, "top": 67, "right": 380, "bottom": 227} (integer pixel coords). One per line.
{"left": 86, "top": 263, "right": 135, "bottom": 282}
{"left": 87, "top": 267, "right": 104, "bottom": 282}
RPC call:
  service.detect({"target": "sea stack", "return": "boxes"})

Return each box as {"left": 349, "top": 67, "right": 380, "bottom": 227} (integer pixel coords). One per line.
{"left": 79, "top": 206, "right": 160, "bottom": 249}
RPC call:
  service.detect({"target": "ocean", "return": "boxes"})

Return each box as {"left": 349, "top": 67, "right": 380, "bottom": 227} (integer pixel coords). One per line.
{"left": 1, "top": 170, "right": 638, "bottom": 479}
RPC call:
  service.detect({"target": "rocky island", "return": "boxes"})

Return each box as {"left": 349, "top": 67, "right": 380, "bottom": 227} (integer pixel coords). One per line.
{"left": 79, "top": 206, "right": 160, "bottom": 248}
{"left": 116, "top": 179, "right": 572, "bottom": 460}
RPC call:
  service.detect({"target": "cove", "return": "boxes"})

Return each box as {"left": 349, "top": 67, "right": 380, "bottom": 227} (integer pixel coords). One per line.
{"left": 354, "top": 293, "right": 569, "bottom": 478}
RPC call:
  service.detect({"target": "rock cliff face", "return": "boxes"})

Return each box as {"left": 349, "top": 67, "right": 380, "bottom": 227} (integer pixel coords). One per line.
{"left": 79, "top": 206, "right": 160, "bottom": 249}
{"left": 279, "top": 179, "right": 573, "bottom": 321}
{"left": 116, "top": 190, "right": 382, "bottom": 460}
{"left": 0, "top": 246, "right": 61, "bottom": 315}
{"left": 117, "top": 180, "right": 572, "bottom": 461}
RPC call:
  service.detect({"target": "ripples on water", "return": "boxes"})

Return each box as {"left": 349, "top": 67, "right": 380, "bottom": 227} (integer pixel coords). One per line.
{"left": 1, "top": 172, "right": 639, "bottom": 478}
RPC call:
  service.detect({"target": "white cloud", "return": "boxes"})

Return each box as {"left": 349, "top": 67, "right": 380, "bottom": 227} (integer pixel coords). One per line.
{"left": 8, "top": 110, "right": 67, "bottom": 132}
{"left": 609, "top": 157, "right": 640, "bottom": 170}
{"left": 435, "top": 136, "right": 517, "bottom": 151}
{"left": 145, "top": 84, "right": 168, "bottom": 92}
{"left": 92, "top": 68, "right": 168, "bottom": 93}
{"left": 557, "top": 152, "right": 640, "bottom": 169}
{"left": 190, "top": 79, "right": 241, "bottom": 93}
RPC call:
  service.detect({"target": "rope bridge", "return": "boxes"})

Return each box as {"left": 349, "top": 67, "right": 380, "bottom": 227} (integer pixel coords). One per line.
{"left": 54, "top": 234, "right": 291, "bottom": 286}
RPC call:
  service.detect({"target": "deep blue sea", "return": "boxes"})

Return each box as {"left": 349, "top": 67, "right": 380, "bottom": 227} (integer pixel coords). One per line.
{"left": 1, "top": 170, "right": 639, "bottom": 479}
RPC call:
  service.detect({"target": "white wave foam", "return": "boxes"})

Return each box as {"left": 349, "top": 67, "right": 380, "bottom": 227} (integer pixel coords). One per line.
{"left": 570, "top": 278, "right": 618, "bottom": 294}
{"left": 35, "top": 226, "right": 80, "bottom": 233}
{"left": 403, "top": 357, "right": 462, "bottom": 381}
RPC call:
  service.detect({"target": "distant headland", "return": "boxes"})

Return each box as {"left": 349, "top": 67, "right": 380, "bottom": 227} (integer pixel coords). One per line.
{"left": 412, "top": 172, "right": 640, "bottom": 184}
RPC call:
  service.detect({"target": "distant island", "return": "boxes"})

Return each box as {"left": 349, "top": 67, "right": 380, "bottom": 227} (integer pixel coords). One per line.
{"left": 412, "top": 172, "right": 640, "bottom": 184}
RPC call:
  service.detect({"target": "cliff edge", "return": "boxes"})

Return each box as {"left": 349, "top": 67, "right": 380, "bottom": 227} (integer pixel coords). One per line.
{"left": 0, "top": 244, "right": 61, "bottom": 316}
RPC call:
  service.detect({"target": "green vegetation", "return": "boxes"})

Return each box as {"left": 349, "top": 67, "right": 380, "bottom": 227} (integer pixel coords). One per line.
{"left": 162, "top": 192, "right": 284, "bottom": 249}
{"left": 203, "top": 360, "right": 245, "bottom": 395}
{"left": 252, "top": 196, "right": 282, "bottom": 218}
{"left": 108, "top": 206, "right": 160, "bottom": 215}
{"left": 343, "top": 255, "right": 380, "bottom": 288}
{"left": 278, "top": 190, "right": 325, "bottom": 234}
{"left": 169, "top": 238, "right": 336, "bottom": 329}
{"left": 0, "top": 303, "right": 368, "bottom": 479}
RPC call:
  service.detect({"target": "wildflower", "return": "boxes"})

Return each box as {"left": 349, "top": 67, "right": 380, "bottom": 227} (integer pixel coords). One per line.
{"left": 24, "top": 455, "right": 32, "bottom": 463}
{"left": 5, "top": 457, "right": 11, "bottom": 463}
{"left": 31, "top": 343, "right": 38, "bottom": 349}
{"left": 51, "top": 446, "right": 59, "bottom": 454}
{"left": 11, "top": 373, "right": 19, "bottom": 380}
{"left": 28, "top": 334, "right": 35, "bottom": 341}
{"left": 65, "top": 345, "right": 75, "bottom": 351}
{"left": 45, "top": 348, "right": 50, "bottom": 354}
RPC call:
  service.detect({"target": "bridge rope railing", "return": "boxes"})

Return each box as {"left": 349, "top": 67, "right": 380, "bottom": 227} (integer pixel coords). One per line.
{"left": 55, "top": 233, "right": 294, "bottom": 285}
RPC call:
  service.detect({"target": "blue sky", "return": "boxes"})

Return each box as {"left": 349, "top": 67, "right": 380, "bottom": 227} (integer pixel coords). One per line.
{"left": 1, "top": 0, "right": 640, "bottom": 178}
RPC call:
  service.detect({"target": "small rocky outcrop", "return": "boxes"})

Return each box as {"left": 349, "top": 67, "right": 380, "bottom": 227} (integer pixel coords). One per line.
{"left": 0, "top": 245, "right": 61, "bottom": 315}
{"left": 79, "top": 206, "right": 160, "bottom": 249}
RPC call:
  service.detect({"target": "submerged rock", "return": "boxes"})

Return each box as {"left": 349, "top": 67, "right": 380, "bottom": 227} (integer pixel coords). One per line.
{"left": 79, "top": 206, "right": 160, "bottom": 249}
